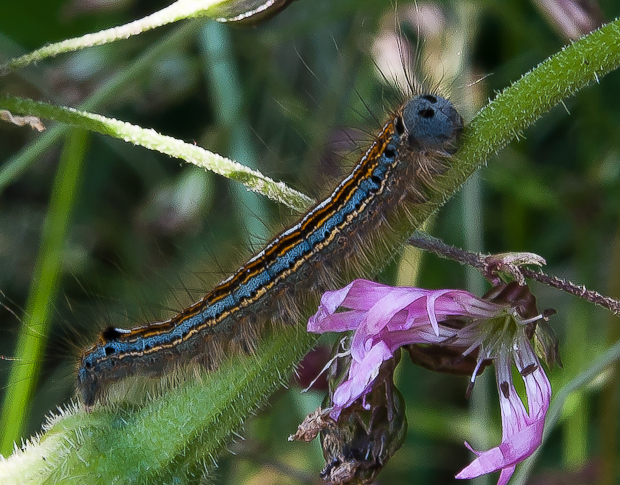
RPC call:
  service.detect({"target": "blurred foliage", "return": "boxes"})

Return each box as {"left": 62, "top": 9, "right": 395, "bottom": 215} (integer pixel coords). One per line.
{"left": 1, "top": 0, "right": 620, "bottom": 483}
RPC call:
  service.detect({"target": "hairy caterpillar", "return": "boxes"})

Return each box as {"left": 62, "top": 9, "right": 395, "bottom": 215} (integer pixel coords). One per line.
{"left": 78, "top": 92, "right": 463, "bottom": 408}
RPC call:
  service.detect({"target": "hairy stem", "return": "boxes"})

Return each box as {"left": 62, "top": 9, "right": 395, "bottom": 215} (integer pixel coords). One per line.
{"left": 408, "top": 231, "right": 620, "bottom": 315}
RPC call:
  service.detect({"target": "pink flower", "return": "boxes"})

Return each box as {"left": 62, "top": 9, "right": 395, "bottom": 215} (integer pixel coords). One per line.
{"left": 308, "top": 279, "right": 504, "bottom": 417}
{"left": 452, "top": 284, "right": 554, "bottom": 484}
{"left": 455, "top": 339, "right": 551, "bottom": 485}
{"left": 308, "top": 279, "right": 554, "bottom": 485}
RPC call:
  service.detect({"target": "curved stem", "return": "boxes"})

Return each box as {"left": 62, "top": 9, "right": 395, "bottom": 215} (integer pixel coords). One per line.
{"left": 0, "top": 0, "right": 225, "bottom": 74}
{"left": 0, "top": 96, "right": 313, "bottom": 212}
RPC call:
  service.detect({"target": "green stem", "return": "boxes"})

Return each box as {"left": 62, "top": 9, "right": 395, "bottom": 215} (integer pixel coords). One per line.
{"left": 1, "top": 16, "right": 619, "bottom": 485}
{"left": 454, "top": 19, "right": 620, "bottom": 182}
{"left": 0, "top": 0, "right": 226, "bottom": 74}
{"left": 0, "top": 129, "right": 89, "bottom": 457}
{"left": 0, "top": 20, "right": 203, "bottom": 195}
{"left": 0, "top": 96, "right": 313, "bottom": 212}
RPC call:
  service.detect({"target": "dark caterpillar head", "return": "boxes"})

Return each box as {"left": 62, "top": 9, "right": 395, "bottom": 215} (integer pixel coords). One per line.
{"left": 401, "top": 94, "right": 463, "bottom": 152}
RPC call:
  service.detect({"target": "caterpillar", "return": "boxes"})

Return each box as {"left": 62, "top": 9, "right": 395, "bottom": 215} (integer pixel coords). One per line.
{"left": 77, "top": 92, "right": 463, "bottom": 408}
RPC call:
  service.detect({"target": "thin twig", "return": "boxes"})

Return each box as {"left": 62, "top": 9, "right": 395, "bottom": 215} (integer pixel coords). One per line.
{"left": 520, "top": 268, "right": 620, "bottom": 315}
{"left": 408, "top": 230, "right": 620, "bottom": 316}
{"left": 409, "top": 231, "right": 486, "bottom": 271}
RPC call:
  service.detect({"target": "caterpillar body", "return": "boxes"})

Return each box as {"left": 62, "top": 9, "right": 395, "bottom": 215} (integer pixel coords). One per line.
{"left": 78, "top": 93, "right": 463, "bottom": 408}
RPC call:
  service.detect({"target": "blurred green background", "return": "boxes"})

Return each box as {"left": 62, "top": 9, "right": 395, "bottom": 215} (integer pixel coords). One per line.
{"left": 1, "top": 0, "right": 620, "bottom": 483}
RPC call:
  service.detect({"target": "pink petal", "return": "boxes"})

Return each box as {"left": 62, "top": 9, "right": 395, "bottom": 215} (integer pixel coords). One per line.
{"left": 497, "top": 466, "right": 517, "bottom": 485}
{"left": 308, "top": 309, "right": 366, "bottom": 333}
{"left": 350, "top": 290, "right": 428, "bottom": 360}
{"left": 316, "top": 280, "right": 358, "bottom": 314}
{"left": 457, "top": 349, "right": 550, "bottom": 484}
{"left": 330, "top": 340, "right": 392, "bottom": 418}
{"left": 425, "top": 289, "right": 453, "bottom": 334}
{"left": 456, "top": 419, "right": 544, "bottom": 479}
{"left": 338, "top": 279, "right": 404, "bottom": 310}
